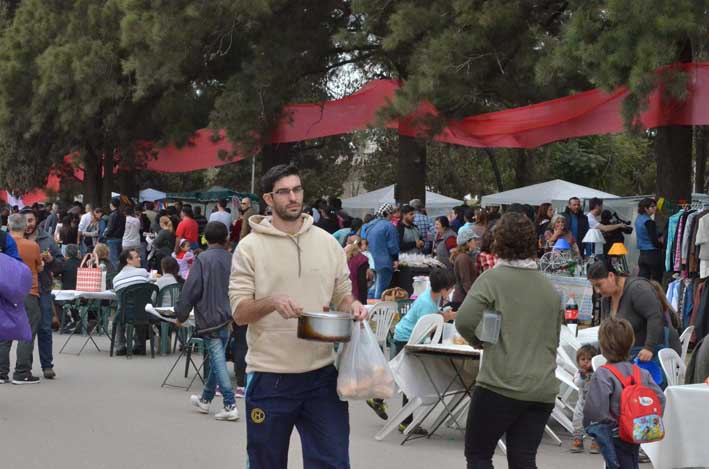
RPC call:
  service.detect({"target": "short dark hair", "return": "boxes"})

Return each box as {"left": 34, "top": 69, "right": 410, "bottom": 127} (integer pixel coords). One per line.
{"left": 217, "top": 199, "right": 227, "bottom": 209}
{"left": 160, "top": 256, "right": 181, "bottom": 279}
{"left": 435, "top": 216, "right": 450, "bottom": 228}
{"left": 261, "top": 164, "right": 299, "bottom": 194}
{"left": 599, "top": 317, "right": 635, "bottom": 362}
{"left": 638, "top": 197, "right": 656, "bottom": 214}
{"left": 181, "top": 207, "right": 194, "bottom": 219}
{"left": 204, "top": 221, "right": 227, "bottom": 244}
{"left": 576, "top": 344, "right": 599, "bottom": 363}
{"left": 400, "top": 204, "right": 415, "bottom": 215}
{"left": 463, "top": 207, "right": 475, "bottom": 222}
{"left": 568, "top": 197, "right": 580, "bottom": 204}
{"left": 194, "top": 206, "right": 202, "bottom": 216}
{"left": 350, "top": 218, "right": 363, "bottom": 232}
{"left": 493, "top": 212, "right": 536, "bottom": 260}
{"left": 429, "top": 268, "right": 455, "bottom": 292}
{"left": 589, "top": 197, "right": 603, "bottom": 211}
{"left": 65, "top": 244, "right": 80, "bottom": 259}
{"left": 587, "top": 259, "right": 618, "bottom": 280}
{"left": 119, "top": 248, "right": 140, "bottom": 268}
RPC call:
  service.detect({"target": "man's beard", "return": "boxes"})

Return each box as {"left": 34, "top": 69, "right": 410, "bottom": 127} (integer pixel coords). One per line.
{"left": 274, "top": 203, "right": 303, "bottom": 221}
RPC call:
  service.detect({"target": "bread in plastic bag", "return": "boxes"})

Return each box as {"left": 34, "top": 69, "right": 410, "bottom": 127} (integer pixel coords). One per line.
{"left": 337, "top": 320, "right": 396, "bottom": 400}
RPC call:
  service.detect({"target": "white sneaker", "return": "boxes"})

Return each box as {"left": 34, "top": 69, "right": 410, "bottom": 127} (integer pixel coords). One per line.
{"left": 215, "top": 404, "right": 239, "bottom": 421}
{"left": 190, "top": 395, "right": 210, "bottom": 414}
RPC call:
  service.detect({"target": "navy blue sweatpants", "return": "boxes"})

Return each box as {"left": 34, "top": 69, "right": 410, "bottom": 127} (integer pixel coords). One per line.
{"left": 246, "top": 365, "right": 350, "bottom": 469}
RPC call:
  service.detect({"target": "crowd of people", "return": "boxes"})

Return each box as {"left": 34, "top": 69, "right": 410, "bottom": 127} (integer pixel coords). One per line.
{"left": 1, "top": 178, "right": 707, "bottom": 469}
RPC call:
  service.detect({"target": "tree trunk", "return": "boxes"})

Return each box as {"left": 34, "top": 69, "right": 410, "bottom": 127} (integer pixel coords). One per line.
{"left": 82, "top": 147, "right": 100, "bottom": 207}
{"left": 514, "top": 148, "right": 533, "bottom": 188}
{"left": 396, "top": 134, "right": 426, "bottom": 205}
{"left": 655, "top": 126, "right": 692, "bottom": 201}
{"left": 119, "top": 168, "right": 137, "bottom": 198}
{"left": 101, "top": 152, "right": 114, "bottom": 208}
{"left": 695, "top": 126, "right": 707, "bottom": 194}
{"left": 484, "top": 149, "right": 504, "bottom": 192}
{"left": 654, "top": 37, "right": 694, "bottom": 202}
{"left": 261, "top": 142, "right": 293, "bottom": 178}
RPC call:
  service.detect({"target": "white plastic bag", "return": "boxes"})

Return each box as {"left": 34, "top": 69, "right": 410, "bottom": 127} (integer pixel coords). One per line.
{"left": 337, "top": 321, "right": 396, "bottom": 400}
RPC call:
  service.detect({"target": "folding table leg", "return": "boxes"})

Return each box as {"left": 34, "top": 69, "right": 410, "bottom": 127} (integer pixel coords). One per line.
{"left": 161, "top": 349, "right": 187, "bottom": 388}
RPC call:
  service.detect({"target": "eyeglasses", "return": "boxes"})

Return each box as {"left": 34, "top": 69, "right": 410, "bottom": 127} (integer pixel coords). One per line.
{"left": 269, "top": 186, "right": 304, "bottom": 197}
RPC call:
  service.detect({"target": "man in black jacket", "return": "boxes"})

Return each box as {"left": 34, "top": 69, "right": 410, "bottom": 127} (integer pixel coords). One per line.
{"left": 101, "top": 198, "right": 125, "bottom": 268}
{"left": 562, "top": 197, "right": 589, "bottom": 256}
{"left": 397, "top": 204, "right": 423, "bottom": 254}
{"left": 175, "top": 221, "right": 238, "bottom": 421}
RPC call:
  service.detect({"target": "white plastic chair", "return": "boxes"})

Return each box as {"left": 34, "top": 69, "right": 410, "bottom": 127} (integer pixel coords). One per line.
{"left": 374, "top": 314, "right": 444, "bottom": 441}
{"left": 409, "top": 314, "right": 444, "bottom": 346}
{"left": 658, "top": 348, "right": 686, "bottom": 386}
{"left": 591, "top": 354, "right": 607, "bottom": 371}
{"left": 679, "top": 325, "right": 694, "bottom": 363}
{"left": 368, "top": 301, "right": 397, "bottom": 356}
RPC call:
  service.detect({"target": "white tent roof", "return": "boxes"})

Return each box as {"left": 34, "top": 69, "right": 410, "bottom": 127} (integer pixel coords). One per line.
{"left": 342, "top": 184, "right": 462, "bottom": 213}
{"left": 139, "top": 188, "right": 167, "bottom": 202}
{"left": 481, "top": 179, "right": 619, "bottom": 207}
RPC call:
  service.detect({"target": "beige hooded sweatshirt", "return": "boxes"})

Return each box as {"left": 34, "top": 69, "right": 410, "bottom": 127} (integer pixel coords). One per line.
{"left": 229, "top": 213, "right": 352, "bottom": 374}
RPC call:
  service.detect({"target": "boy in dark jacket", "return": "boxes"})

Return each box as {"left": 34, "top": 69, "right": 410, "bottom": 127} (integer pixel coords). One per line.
{"left": 175, "top": 221, "right": 238, "bottom": 421}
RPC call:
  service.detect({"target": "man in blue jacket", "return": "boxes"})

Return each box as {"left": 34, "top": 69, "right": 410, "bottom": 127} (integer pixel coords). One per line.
{"left": 363, "top": 203, "right": 400, "bottom": 299}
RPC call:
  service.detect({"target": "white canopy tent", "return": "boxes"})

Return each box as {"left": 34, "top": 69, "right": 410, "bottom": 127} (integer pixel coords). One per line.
{"left": 139, "top": 188, "right": 167, "bottom": 202}
{"left": 481, "top": 179, "right": 619, "bottom": 207}
{"left": 342, "top": 184, "right": 463, "bottom": 218}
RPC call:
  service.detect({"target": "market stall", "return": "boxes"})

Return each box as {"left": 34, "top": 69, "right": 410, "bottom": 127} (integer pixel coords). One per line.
{"left": 481, "top": 179, "right": 619, "bottom": 208}
{"left": 342, "top": 185, "right": 463, "bottom": 219}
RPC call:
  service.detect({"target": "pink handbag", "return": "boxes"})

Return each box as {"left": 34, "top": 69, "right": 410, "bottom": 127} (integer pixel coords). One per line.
{"left": 76, "top": 254, "right": 102, "bottom": 292}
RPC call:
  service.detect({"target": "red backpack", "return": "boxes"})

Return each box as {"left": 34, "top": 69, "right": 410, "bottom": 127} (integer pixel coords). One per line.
{"left": 603, "top": 364, "right": 665, "bottom": 444}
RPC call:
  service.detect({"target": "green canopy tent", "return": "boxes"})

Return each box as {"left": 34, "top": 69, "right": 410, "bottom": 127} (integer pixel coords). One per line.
{"left": 166, "top": 185, "right": 258, "bottom": 203}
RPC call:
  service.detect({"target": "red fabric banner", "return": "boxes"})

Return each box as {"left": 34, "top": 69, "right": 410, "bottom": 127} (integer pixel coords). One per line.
{"left": 3, "top": 62, "right": 709, "bottom": 203}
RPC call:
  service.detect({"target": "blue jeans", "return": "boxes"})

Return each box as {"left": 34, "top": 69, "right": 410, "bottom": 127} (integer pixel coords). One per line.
{"left": 37, "top": 293, "right": 54, "bottom": 369}
{"left": 201, "top": 327, "right": 235, "bottom": 407}
{"left": 106, "top": 239, "right": 122, "bottom": 269}
{"left": 587, "top": 423, "right": 639, "bottom": 469}
{"left": 374, "top": 267, "right": 393, "bottom": 299}
{"left": 245, "top": 365, "right": 349, "bottom": 469}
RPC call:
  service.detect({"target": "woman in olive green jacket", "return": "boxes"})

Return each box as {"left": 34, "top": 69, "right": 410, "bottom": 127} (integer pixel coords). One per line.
{"left": 456, "top": 212, "right": 561, "bottom": 469}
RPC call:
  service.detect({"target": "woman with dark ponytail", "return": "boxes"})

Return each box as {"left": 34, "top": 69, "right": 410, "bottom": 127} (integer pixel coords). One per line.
{"left": 587, "top": 260, "right": 680, "bottom": 365}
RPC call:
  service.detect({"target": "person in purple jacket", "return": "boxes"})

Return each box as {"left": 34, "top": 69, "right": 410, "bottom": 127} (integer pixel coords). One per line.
{"left": 0, "top": 253, "right": 32, "bottom": 344}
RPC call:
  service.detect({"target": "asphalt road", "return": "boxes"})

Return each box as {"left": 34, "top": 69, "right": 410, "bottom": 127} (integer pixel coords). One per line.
{"left": 0, "top": 333, "right": 618, "bottom": 469}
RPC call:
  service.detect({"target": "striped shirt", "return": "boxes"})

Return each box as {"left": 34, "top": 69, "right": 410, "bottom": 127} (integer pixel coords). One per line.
{"left": 112, "top": 265, "right": 150, "bottom": 292}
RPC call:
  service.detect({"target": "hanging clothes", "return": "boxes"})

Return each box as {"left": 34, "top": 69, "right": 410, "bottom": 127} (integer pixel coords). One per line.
{"left": 674, "top": 211, "right": 694, "bottom": 273}
{"left": 689, "top": 211, "right": 709, "bottom": 274}
{"left": 695, "top": 213, "right": 709, "bottom": 279}
{"left": 665, "top": 210, "right": 685, "bottom": 272}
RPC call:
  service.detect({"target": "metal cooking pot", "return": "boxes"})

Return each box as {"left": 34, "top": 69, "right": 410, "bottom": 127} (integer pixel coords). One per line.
{"left": 297, "top": 311, "right": 353, "bottom": 343}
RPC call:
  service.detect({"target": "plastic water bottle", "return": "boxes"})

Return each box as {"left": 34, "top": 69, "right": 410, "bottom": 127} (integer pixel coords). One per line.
{"left": 565, "top": 293, "right": 579, "bottom": 336}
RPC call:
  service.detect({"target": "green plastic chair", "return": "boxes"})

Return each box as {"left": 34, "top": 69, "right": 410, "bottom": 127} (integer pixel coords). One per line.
{"left": 111, "top": 283, "right": 160, "bottom": 358}
{"left": 157, "top": 283, "right": 183, "bottom": 354}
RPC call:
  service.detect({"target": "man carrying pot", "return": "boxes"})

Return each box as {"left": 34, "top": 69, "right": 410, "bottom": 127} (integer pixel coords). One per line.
{"left": 229, "top": 164, "right": 367, "bottom": 469}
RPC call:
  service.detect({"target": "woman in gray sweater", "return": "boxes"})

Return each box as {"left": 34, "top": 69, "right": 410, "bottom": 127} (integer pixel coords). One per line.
{"left": 587, "top": 261, "right": 680, "bottom": 364}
